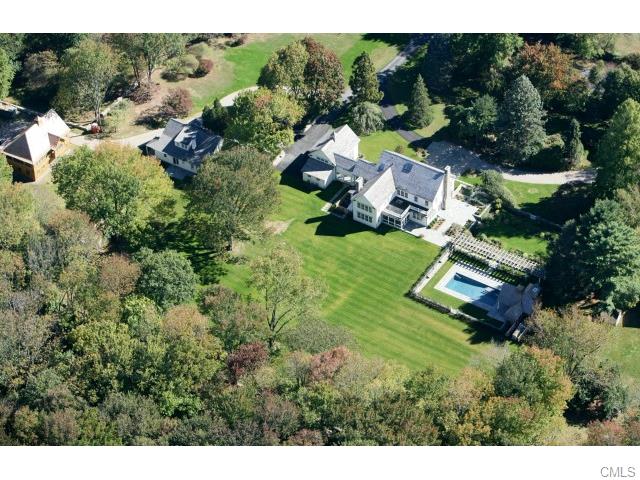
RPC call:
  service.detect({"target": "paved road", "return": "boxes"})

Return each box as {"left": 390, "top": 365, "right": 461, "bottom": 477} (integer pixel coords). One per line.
{"left": 425, "top": 141, "right": 596, "bottom": 184}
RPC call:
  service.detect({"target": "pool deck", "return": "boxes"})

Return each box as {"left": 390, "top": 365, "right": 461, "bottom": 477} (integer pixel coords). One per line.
{"left": 434, "top": 264, "right": 505, "bottom": 311}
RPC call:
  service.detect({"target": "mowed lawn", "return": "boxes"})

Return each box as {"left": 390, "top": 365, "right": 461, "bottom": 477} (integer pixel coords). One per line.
{"left": 359, "top": 129, "right": 419, "bottom": 162}
{"left": 221, "top": 174, "right": 499, "bottom": 373}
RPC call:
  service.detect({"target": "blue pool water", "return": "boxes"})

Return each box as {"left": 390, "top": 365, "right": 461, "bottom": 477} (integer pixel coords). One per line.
{"left": 445, "top": 273, "right": 500, "bottom": 306}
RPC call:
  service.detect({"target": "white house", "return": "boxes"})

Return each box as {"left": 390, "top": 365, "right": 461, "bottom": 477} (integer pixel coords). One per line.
{"left": 300, "top": 125, "right": 455, "bottom": 232}
{"left": 301, "top": 125, "right": 359, "bottom": 189}
{"left": 146, "top": 118, "right": 223, "bottom": 178}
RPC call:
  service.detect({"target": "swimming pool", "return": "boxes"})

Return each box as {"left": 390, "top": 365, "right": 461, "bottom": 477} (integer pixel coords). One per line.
{"left": 444, "top": 273, "right": 500, "bottom": 306}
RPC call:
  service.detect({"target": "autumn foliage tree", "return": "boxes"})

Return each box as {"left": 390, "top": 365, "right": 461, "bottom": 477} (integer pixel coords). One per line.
{"left": 513, "top": 42, "right": 576, "bottom": 103}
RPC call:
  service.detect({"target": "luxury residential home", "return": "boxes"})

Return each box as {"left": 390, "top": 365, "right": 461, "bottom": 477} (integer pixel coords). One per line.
{"left": 146, "top": 118, "right": 223, "bottom": 178}
{"left": 301, "top": 125, "right": 455, "bottom": 231}
{"left": 0, "top": 109, "right": 71, "bottom": 181}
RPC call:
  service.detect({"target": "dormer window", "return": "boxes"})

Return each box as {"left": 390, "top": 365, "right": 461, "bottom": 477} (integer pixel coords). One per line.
{"left": 175, "top": 139, "right": 195, "bottom": 151}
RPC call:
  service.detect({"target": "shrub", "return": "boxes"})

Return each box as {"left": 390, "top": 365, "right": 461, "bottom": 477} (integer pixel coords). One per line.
{"left": 228, "top": 34, "right": 248, "bottom": 47}
{"left": 130, "top": 84, "right": 156, "bottom": 104}
{"left": 160, "top": 88, "right": 193, "bottom": 119}
{"left": 480, "top": 170, "right": 518, "bottom": 208}
{"left": 527, "top": 133, "right": 566, "bottom": 172}
{"left": 346, "top": 101, "right": 384, "bottom": 135}
{"left": 193, "top": 58, "right": 213, "bottom": 78}
{"left": 162, "top": 54, "right": 199, "bottom": 81}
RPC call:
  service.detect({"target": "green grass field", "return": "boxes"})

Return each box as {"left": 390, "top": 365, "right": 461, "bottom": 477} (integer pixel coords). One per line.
{"left": 359, "top": 129, "right": 419, "bottom": 162}
{"left": 220, "top": 174, "right": 500, "bottom": 373}
{"left": 476, "top": 211, "right": 552, "bottom": 258}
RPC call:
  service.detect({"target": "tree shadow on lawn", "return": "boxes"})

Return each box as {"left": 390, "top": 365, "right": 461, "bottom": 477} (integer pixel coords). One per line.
{"left": 140, "top": 218, "right": 228, "bottom": 285}
{"left": 305, "top": 213, "right": 384, "bottom": 238}
{"left": 521, "top": 182, "right": 593, "bottom": 225}
{"left": 362, "top": 33, "right": 411, "bottom": 49}
{"left": 477, "top": 211, "right": 550, "bottom": 244}
{"left": 462, "top": 320, "right": 508, "bottom": 346}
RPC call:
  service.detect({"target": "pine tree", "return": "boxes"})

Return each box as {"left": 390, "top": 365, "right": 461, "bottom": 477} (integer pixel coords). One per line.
{"left": 595, "top": 98, "right": 640, "bottom": 196}
{"left": 565, "top": 118, "right": 585, "bottom": 169}
{"left": 406, "top": 74, "right": 433, "bottom": 129}
{"left": 498, "top": 75, "right": 546, "bottom": 164}
{"left": 349, "top": 51, "right": 383, "bottom": 104}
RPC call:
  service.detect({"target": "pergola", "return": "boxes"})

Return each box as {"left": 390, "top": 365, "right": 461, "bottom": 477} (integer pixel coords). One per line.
{"left": 450, "top": 232, "right": 544, "bottom": 278}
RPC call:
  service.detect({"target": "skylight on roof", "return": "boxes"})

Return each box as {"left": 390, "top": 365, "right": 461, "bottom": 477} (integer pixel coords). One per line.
{"left": 401, "top": 163, "right": 413, "bottom": 173}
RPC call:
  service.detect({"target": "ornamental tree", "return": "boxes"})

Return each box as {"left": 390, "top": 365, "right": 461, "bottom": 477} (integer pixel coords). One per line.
{"left": 564, "top": 118, "right": 586, "bottom": 169}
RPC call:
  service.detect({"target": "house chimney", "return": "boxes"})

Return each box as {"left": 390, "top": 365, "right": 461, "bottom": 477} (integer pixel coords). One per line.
{"left": 36, "top": 116, "right": 44, "bottom": 126}
{"left": 443, "top": 166, "right": 453, "bottom": 210}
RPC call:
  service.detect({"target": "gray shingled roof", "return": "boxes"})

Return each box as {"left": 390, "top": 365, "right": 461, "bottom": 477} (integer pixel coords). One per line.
{"left": 147, "top": 118, "right": 223, "bottom": 168}
{"left": 376, "top": 150, "right": 445, "bottom": 202}
{"left": 334, "top": 153, "right": 358, "bottom": 171}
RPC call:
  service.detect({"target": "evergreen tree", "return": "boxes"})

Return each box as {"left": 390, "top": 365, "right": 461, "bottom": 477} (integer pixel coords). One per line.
{"left": 349, "top": 51, "right": 383, "bottom": 104}
{"left": 497, "top": 75, "right": 546, "bottom": 164}
{"left": 565, "top": 118, "right": 585, "bottom": 169}
{"left": 201, "top": 98, "right": 228, "bottom": 134}
{"left": 406, "top": 74, "right": 433, "bottom": 129}
{"left": 545, "top": 199, "right": 640, "bottom": 310}
{"left": 595, "top": 98, "right": 640, "bottom": 196}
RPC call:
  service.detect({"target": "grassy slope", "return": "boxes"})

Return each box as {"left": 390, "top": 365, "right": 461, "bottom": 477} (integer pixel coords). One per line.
{"left": 221, "top": 175, "right": 498, "bottom": 373}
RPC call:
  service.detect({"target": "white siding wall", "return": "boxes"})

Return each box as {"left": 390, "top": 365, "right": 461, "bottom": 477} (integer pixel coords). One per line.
{"left": 431, "top": 182, "right": 445, "bottom": 211}
{"left": 303, "top": 170, "right": 334, "bottom": 189}
{"left": 353, "top": 198, "right": 380, "bottom": 228}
